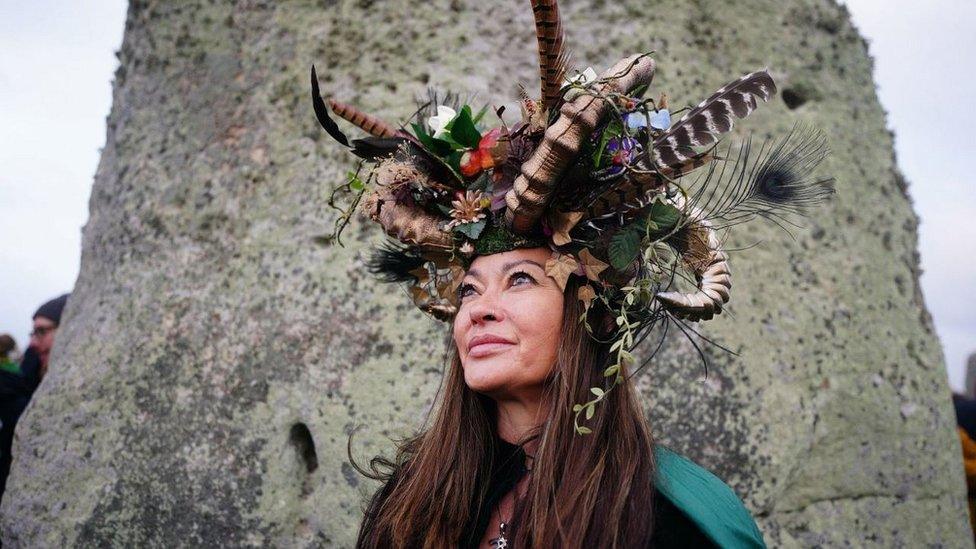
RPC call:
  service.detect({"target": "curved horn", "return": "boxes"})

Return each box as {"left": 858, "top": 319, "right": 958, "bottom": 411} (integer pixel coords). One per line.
{"left": 328, "top": 98, "right": 403, "bottom": 138}
{"left": 655, "top": 215, "right": 732, "bottom": 322}
{"left": 504, "top": 54, "right": 656, "bottom": 233}
{"left": 359, "top": 159, "right": 453, "bottom": 251}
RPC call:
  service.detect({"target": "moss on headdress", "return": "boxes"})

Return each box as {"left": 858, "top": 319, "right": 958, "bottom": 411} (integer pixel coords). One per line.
{"left": 472, "top": 220, "right": 547, "bottom": 257}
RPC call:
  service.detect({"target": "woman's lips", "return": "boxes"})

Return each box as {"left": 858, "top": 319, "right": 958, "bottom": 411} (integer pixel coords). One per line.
{"left": 467, "top": 334, "right": 515, "bottom": 358}
{"left": 468, "top": 341, "right": 515, "bottom": 358}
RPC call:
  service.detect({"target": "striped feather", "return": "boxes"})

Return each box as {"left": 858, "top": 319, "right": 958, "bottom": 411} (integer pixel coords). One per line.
{"left": 328, "top": 98, "right": 400, "bottom": 138}
{"left": 531, "top": 0, "right": 570, "bottom": 111}
{"left": 652, "top": 70, "right": 776, "bottom": 169}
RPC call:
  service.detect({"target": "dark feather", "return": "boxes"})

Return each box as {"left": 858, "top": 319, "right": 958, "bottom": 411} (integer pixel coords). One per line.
{"left": 310, "top": 65, "right": 350, "bottom": 148}
{"left": 689, "top": 125, "right": 834, "bottom": 228}
{"left": 350, "top": 137, "right": 407, "bottom": 159}
{"left": 366, "top": 241, "right": 427, "bottom": 283}
{"left": 653, "top": 70, "right": 776, "bottom": 169}
{"left": 411, "top": 88, "right": 465, "bottom": 125}
{"left": 531, "top": 0, "right": 570, "bottom": 111}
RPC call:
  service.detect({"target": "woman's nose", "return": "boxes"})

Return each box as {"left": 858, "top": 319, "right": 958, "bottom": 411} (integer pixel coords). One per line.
{"left": 467, "top": 292, "right": 503, "bottom": 324}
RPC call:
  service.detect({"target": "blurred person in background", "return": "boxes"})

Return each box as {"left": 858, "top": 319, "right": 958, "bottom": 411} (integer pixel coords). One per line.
{"left": 0, "top": 334, "right": 19, "bottom": 374}
{"left": 27, "top": 293, "right": 69, "bottom": 380}
{"left": 954, "top": 392, "right": 976, "bottom": 534}
{"left": 0, "top": 293, "right": 69, "bottom": 504}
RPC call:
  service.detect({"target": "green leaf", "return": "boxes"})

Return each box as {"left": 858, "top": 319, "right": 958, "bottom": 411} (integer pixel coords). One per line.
{"left": 646, "top": 198, "right": 682, "bottom": 237}
{"left": 572, "top": 404, "right": 584, "bottom": 412}
{"left": 412, "top": 122, "right": 453, "bottom": 156}
{"left": 472, "top": 104, "right": 489, "bottom": 126}
{"left": 629, "top": 82, "right": 650, "bottom": 98}
{"left": 446, "top": 150, "right": 464, "bottom": 174}
{"left": 347, "top": 171, "right": 364, "bottom": 192}
{"left": 592, "top": 119, "right": 623, "bottom": 167}
{"left": 410, "top": 122, "right": 430, "bottom": 140}
{"left": 450, "top": 105, "right": 482, "bottom": 149}
{"left": 608, "top": 223, "right": 643, "bottom": 271}
{"left": 576, "top": 426, "right": 593, "bottom": 435}
{"left": 620, "top": 351, "right": 635, "bottom": 367}
{"left": 453, "top": 218, "right": 487, "bottom": 239}
{"left": 604, "top": 364, "right": 620, "bottom": 377}
{"left": 585, "top": 404, "right": 595, "bottom": 420}
{"left": 468, "top": 172, "right": 490, "bottom": 192}
{"left": 591, "top": 387, "right": 604, "bottom": 397}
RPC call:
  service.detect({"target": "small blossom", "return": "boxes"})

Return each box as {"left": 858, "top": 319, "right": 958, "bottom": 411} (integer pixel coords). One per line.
{"left": 605, "top": 137, "right": 639, "bottom": 174}
{"left": 563, "top": 67, "right": 599, "bottom": 101}
{"left": 650, "top": 109, "right": 671, "bottom": 130}
{"left": 564, "top": 66, "right": 598, "bottom": 88}
{"left": 446, "top": 190, "right": 490, "bottom": 229}
{"left": 459, "top": 128, "right": 507, "bottom": 178}
{"left": 625, "top": 112, "right": 648, "bottom": 131}
{"left": 428, "top": 105, "right": 457, "bottom": 139}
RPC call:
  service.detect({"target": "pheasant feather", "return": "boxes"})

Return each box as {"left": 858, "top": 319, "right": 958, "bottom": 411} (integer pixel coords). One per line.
{"left": 531, "top": 0, "right": 570, "bottom": 111}
{"left": 653, "top": 70, "right": 776, "bottom": 169}
{"left": 328, "top": 98, "right": 400, "bottom": 138}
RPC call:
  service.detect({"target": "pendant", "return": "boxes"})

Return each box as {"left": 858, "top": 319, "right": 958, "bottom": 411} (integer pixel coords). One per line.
{"left": 489, "top": 521, "right": 508, "bottom": 548}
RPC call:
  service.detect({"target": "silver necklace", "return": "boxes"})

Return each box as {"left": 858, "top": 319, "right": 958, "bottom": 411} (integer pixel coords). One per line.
{"left": 488, "top": 456, "right": 532, "bottom": 548}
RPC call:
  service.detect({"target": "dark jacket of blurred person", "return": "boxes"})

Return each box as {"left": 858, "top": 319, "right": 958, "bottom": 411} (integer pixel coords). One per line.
{"left": 0, "top": 348, "right": 41, "bottom": 503}
{"left": 0, "top": 294, "right": 68, "bottom": 504}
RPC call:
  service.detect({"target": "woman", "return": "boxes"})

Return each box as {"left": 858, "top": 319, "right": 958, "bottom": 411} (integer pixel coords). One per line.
{"left": 353, "top": 247, "right": 763, "bottom": 547}
{"left": 310, "top": 3, "right": 831, "bottom": 545}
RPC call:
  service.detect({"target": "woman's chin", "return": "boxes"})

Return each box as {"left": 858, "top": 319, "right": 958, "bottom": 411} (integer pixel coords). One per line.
{"left": 462, "top": 357, "right": 515, "bottom": 394}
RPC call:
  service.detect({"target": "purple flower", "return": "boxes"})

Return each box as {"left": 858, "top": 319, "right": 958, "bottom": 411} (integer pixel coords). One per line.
{"left": 605, "top": 137, "right": 639, "bottom": 174}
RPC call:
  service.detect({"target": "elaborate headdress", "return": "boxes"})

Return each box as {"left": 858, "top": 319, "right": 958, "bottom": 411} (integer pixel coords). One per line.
{"left": 311, "top": 1, "right": 832, "bottom": 431}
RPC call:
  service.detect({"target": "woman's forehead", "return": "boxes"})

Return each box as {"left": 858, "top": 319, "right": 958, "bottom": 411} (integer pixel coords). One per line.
{"left": 464, "top": 248, "right": 551, "bottom": 277}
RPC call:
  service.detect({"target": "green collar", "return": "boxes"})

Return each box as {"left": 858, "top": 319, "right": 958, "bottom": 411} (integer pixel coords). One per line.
{"left": 654, "top": 445, "right": 767, "bottom": 549}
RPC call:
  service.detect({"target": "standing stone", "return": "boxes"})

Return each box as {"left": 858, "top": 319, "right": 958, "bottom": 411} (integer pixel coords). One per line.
{"left": 2, "top": 0, "right": 970, "bottom": 546}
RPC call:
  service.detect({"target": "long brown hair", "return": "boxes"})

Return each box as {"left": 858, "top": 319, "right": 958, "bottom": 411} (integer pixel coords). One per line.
{"left": 354, "top": 277, "right": 656, "bottom": 547}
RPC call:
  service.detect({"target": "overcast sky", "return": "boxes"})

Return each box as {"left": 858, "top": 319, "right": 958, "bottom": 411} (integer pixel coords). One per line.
{"left": 1, "top": 1, "right": 973, "bottom": 390}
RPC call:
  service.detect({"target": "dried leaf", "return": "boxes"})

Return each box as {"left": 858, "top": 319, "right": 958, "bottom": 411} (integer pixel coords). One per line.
{"left": 409, "top": 265, "right": 431, "bottom": 287}
{"left": 545, "top": 252, "right": 579, "bottom": 292}
{"left": 437, "top": 266, "right": 465, "bottom": 306}
{"left": 549, "top": 210, "right": 584, "bottom": 246}
{"left": 409, "top": 284, "right": 429, "bottom": 306}
{"left": 577, "top": 284, "right": 597, "bottom": 308}
{"left": 578, "top": 248, "right": 610, "bottom": 282}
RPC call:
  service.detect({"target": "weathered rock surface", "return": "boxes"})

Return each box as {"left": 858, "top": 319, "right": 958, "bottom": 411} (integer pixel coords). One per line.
{"left": 2, "top": 0, "right": 969, "bottom": 546}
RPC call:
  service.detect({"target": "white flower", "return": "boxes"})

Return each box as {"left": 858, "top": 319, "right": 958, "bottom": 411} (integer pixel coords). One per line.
{"left": 563, "top": 67, "right": 599, "bottom": 101}
{"left": 427, "top": 105, "right": 457, "bottom": 139}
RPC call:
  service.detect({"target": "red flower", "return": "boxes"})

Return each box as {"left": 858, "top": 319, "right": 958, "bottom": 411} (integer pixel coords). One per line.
{"left": 459, "top": 128, "right": 508, "bottom": 178}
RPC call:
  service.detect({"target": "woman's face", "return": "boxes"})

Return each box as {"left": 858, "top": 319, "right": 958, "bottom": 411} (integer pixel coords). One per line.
{"left": 452, "top": 247, "right": 565, "bottom": 401}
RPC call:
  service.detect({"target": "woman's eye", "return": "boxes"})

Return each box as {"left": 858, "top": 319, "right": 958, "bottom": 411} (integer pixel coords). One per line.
{"left": 458, "top": 283, "right": 476, "bottom": 299}
{"left": 510, "top": 271, "right": 535, "bottom": 286}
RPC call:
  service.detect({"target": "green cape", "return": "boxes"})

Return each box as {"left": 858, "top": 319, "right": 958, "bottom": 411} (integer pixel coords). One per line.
{"left": 655, "top": 445, "right": 767, "bottom": 548}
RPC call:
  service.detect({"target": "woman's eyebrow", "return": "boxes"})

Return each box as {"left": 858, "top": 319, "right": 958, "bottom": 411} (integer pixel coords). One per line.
{"left": 502, "top": 259, "right": 545, "bottom": 272}
{"left": 464, "top": 259, "right": 545, "bottom": 281}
